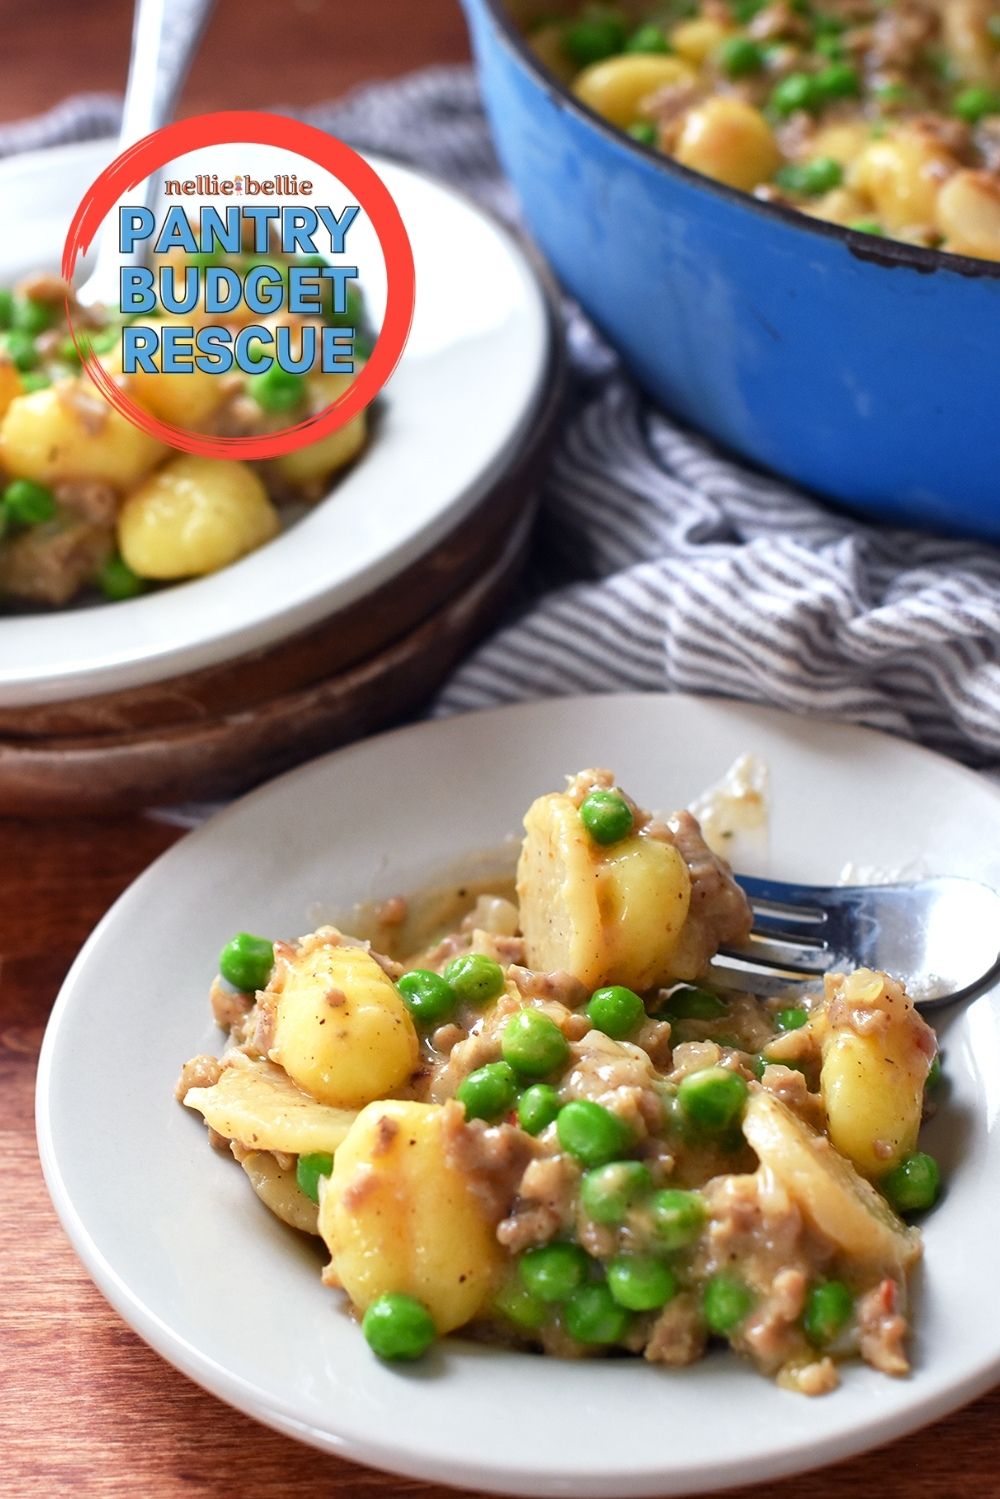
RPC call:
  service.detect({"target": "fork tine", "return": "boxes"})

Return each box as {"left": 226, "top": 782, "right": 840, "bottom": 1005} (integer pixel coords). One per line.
{"left": 736, "top": 875, "right": 827, "bottom": 923}
{"left": 707, "top": 956, "right": 815, "bottom": 998}
{"left": 746, "top": 909, "right": 829, "bottom": 945}
{"left": 724, "top": 933, "right": 832, "bottom": 975}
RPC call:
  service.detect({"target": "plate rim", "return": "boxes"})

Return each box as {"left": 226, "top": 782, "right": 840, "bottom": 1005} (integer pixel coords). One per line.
{"left": 34, "top": 692, "right": 1000, "bottom": 1496}
{"left": 0, "top": 141, "right": 555, "bottom": 708}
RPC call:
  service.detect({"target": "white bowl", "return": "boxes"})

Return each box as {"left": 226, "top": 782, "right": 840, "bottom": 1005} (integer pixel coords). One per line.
{"left": 36, "top": 693, "right": 1000, "bottom": 1496}
{"left": 0, "top": 141, "right": 551, "bottom": 706}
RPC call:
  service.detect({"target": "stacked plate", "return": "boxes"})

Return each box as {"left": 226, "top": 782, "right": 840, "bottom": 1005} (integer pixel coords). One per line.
{"left": 0, "top": 145, "right": 562, "bottom": 813}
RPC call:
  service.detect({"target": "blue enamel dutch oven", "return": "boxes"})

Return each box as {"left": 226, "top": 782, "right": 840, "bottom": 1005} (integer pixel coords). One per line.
{"left": 461, "top": 0, "right": 1000, "bottom": 539}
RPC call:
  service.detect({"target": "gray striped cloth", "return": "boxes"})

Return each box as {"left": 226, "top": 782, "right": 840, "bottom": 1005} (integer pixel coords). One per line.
{"left": 6, "top": 69, "right": 1000, "bottom": 770}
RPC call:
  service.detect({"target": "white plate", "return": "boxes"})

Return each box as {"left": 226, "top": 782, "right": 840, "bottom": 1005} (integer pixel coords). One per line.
{"left": 36, "top": 693, "right": 1000, "bottom": 1497}
{"left": 0, "top": 141, "right": 551, "bottom": 706}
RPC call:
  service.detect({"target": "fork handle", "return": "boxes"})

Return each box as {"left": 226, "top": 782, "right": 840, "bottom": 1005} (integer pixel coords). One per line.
{"left": 81, "top": 0, "right": 215, "bottom": 305}
{"left": 121, "top": 0, "right": 216, "bottom": 155}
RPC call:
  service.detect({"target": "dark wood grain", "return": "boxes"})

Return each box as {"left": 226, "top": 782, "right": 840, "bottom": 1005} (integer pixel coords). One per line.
{"left": 0, "top": 0, "right": 471, "bottom": 125}
{"left": 3, "top": 2, "right": 1000, "bottom": 1495}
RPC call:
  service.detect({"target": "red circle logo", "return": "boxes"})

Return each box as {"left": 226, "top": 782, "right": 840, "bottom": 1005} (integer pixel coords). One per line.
{"left": 61, "top": 111, "right": 415, "bottom": 460}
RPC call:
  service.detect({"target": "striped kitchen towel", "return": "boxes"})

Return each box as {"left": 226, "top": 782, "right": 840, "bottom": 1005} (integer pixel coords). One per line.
{"left": 6, "top": 67, "right": 1000, "bottom": 771}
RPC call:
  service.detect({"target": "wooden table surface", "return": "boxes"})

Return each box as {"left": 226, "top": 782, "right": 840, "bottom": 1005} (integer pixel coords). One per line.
{"left": 3, "top": 1, "right": 1000, "bottom": 1494}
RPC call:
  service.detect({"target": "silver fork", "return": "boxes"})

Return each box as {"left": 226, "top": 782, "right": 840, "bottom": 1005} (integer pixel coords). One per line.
{"left": 707, "top": 874, "right": 1000, "bottom": 1008}
{"left": 76, "top": 0, "right": 215, "bottom": 309}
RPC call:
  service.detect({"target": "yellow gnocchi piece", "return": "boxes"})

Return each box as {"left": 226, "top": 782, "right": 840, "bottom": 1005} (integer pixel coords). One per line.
{"left": 670, "top": 16, "right": 731, "bottom": 64}
{"left": 817, "top": 969, "right": 935, "bottom": 1179}
{"left": 849, "top": 128, "right": 957, "bottom": 233}
{"left": 0, "top": 383, "right": 165, "bottom": 489}
{"left": 240, "top": 1151, "right": 320, "bottom": 1236}
{"left": 517, "top": 789, "right": 691, "bottom": 990}
{"left": 269, "top": 369, "right": 367, "bottom": 488}
{"left": 320, "top": 1099, "right": 505, "bottom": 1332}
{"left": 572, "top": 54, "right": 696, "bottom": 130}
{"left": 271, "top": 941, "right": 419, "bottom": 1109}
{"left": 0, "top": 360, "right": 22, "bottom": 423}
{"left": 182, "top": 1056, "right": 357, "bottom": 1155}
{"left": 743, "top": 1089, "right": 921, "bottom": 1273}
{"left": 117, "top": 454, "right": 279, "bottom": 578}
{"left": 127, "top": 327, "right": 232, "bottom": 431}
{"left": 673, "top": 98, "right": 782, "bottom": 192}
{"left": 936, "top": 170, "right": 1000, "bottom": 262}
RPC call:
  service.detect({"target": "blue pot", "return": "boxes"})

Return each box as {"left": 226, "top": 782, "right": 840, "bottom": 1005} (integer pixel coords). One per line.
{"left": 461, "top": 0, "right": 1000, "bottom": 540}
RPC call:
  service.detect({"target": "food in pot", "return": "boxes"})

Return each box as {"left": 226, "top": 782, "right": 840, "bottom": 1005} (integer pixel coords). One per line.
{"left": 526, "top": 0, "right": 1000, "bottom": 261}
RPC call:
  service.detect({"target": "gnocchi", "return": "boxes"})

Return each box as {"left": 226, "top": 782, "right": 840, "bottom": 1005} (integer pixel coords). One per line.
{"left": 0, "top": 249, "right": 374, "bottom": 608}
{"left": 270, "top": 940, "right": 419, "bottom": 1109}
{"left": 536, "top": 0, "right": 1000, "bottom": 260}
{"left": 178, "top": 765, "right": 944, "bottom": 1390}
{"left": 319, "top": 1099, "right": 505, "bottom": 1332}
{"left": 117, "top": 454, "right": 279, "bottom": 579}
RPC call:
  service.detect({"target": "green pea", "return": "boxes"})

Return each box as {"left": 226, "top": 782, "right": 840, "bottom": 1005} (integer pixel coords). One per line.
{"left": 219, "top": 932, "right": 274, "bottom": 992}
{"left": 775, "top": 156, "right": 843, "bottom": 195}
{"left": 563, "top": 9, "right": 628, "bottom": 66}
{"left": 749, "top": 1054, "right": 767, "bottom": 1080}
{"left": 881, "top": 1151, "right": 940, "bottom": 1214}
{"left": 580, "top": 1160, "right": 652, "bottom": 1224}
{"left": 607, "top": 1254, "right": 677, "bottom": 1311}
{"left": 953, "top": 86, "right": 1000, "bottom": 124}
{"left": 927, "top": 1053, "right": 942, "bottom": 1090}
{"left": 731, "top": 0, "right": 765, "bottom": 20}
{"left": 874, "top": 81, "right": 913, "bottom": 108}
{"left": 579, "top": 789, "right": 634, "bottom": 845}
{"left": 456, "top": 1061, "right": 517, "bottom": 1122}
{"left": 19, "top": 371, "right": 51, "bottom": 392}
{"left": 663, "top": 985, "right": 727, "bottom": 1021}
{"left": 249, "top": 363, "right": 306, "bottom": 413}
{"left": 648, "top": 1187, "right": 705, "bottom": 1249}
{"left": 677, "top": 1066, "right": 748, "bottom": 1132}
{"left": 98, "top": 554, "right": 146, "bottom": 601}
{"left": 704, "top": 1273, "right": 755, "bottom": 1335}
{"left": 3, "top": 478, "right": 56, "bottom": 526}
{"left": 517, "top": 1083, "right": 562, "bottom": 1135}
{"left": 775, "top": 1006, "right": 808, "bottom": 1032}
{"left": 803, "top": 1280, "right": 853, "bottom": 1346}
{"left": 849, "top": 219, "right": 886, "bottom": 236}
{"left": 362, "top": 1293, "right": 436, "bottom": 1360}
{"left": 924, "top": 46, "right": 958, "bottom": 83}
{"left": 444, "top": 952, "right": 505, "bottom": 1004}
{"left": 0, "top": 289, "right": 13, "bottom": 329}
{"left": 519, "top": 1242, "right": 589, "bottom": 1302}
{"left": 625, "top": 21, "right": 670, "bottom": 53}
{"left": 397, "top": 968, "right": 456, "bottom": 1026}
{"left": 814, "top": 33, "right": 845, "bottom": 59}
{"left": 627, "top": 120, "right": 658, "bottom": 145}
{"left": 2, "top": 329, "right": 37, "bottom": 371}
{"left": 501, "top": 1008, "right": 570, "bottom": 1079}
{"left": 769, "top": 72, "right": 820, "bottom": 117}
{"left": 564, "top": 1282, "right": 631, "bottom": 1345}
{"left": 189, "top": 249, "right": 226, "bottom": 270}
{"left": 586, "top": 984, "right": 645, "bottom": 1038}
{"left": 493, "top": 1279, "right": 549, "bottom": 1330}
{"left": 295, "top": 1151, "right": 333, "bottom": 1204}
{"left": 327, "top": 280, "right": 365, "bottom": 329}
{"left": 718, "top": 34, "right": 764, "bottom": 78}
{"left": 815, "top": 62, "right": 860, "bottom": 100}
{"left": 557, "top": 1098, "right": 633, "bottom": 1167}
{"left": 11, "top": 297, "right": 54, "bottom": 337}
